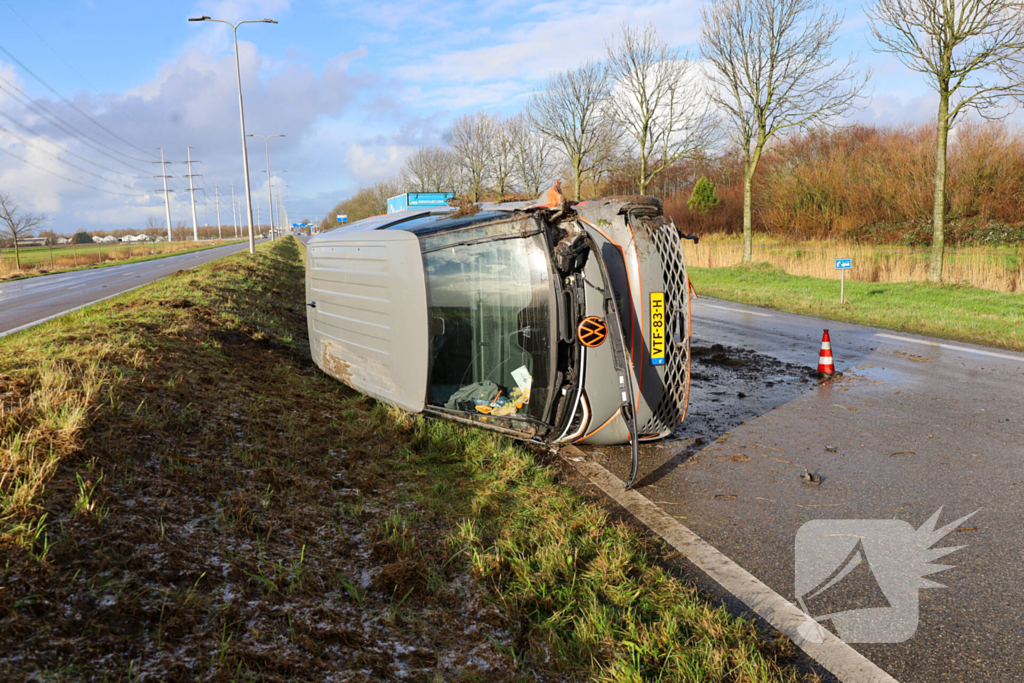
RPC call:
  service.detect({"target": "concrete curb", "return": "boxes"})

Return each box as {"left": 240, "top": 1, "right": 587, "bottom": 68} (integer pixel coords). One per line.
{"left": 559, "top": 444, "right": 899, "bottom": 683}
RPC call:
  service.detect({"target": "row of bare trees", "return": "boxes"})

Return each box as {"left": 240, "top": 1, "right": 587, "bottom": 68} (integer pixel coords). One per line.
{"left": 702, "top": 0, "right": 1024, "bottom": 282}
{"left": 373, "top": 25, "right": 719, "bottom": 211}
{"left": 403, "top": 112, "right": 557, "bottom": 202}
{"left": 328, "top": 0, "right": 1024, "bottom": 282}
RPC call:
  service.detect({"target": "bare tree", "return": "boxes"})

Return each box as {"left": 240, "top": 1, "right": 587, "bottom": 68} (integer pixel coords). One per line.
{"left": 489, "top": 116, "right": 518, "bottom": 199}
{"left": 448, "top": 112, "right": 496, "bottom": 202}
{"left": 867, "top": 0, "right": 1024, "bottom": 282}
{"left": 438, "top": 149, "right": 467, "bottom": 196}
{"left": 700, "top": 0, "right": 867, "bottom": 261}
{"left": 508, "top": 112, "right": 556, "bottom": 196}
{"left": 404, "top": 146, "right": 459, "bottom": 193}
{"left": 145, "top": 215, "right": 163, "bottom": 237}
{"left": 0, "top": 192, "right": 46, "bottom": 270}
{"left": 607, "top": 23, "right": 718, "bottom": 195}
{"left": 528, "top": 61, "right": 617, "bottom": 201}
{"left": 371, "top": 176, "right": 405, "bottom": 215}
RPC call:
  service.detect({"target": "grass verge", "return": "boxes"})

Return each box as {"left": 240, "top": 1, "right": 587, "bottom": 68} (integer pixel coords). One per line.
{"left": 690, "top": 262, "right": 1024, "bottom": 351}
{"left": 0, "top": 237, "right": 810, "bottom": 681}
{"left": 0, "top": 240, "right": 246, "bottom": 282}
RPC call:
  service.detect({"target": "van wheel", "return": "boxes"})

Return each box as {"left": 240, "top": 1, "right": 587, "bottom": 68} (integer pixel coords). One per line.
{"left": 587, "top": 195, "right": 662, "bottom": 211}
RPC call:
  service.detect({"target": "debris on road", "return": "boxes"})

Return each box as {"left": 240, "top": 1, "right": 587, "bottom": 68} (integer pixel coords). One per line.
{"left": 800, "top": 471, "right": 823, "bottom": 486}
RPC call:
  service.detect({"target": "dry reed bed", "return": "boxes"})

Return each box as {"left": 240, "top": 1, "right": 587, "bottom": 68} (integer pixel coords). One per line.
{"left": 664, "top": 121, "right": 1024, "bottom": 240}
{"left": 682, "top": 236, "right": 1024, "bottom": 292}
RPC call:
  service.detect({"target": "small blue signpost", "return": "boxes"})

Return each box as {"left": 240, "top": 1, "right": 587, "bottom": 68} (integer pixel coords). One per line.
{"left": 336, "top": 214, "right": 348, "bottom": 223}
{"left": 835, "top": 258, "right": 852, "bottom": 304}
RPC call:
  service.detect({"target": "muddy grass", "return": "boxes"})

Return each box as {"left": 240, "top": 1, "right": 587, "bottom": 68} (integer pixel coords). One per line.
{"left": 1, "top": 238, "right": 811, "bottom": 682}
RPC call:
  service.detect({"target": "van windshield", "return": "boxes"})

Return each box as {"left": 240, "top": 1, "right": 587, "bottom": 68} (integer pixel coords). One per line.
{"left": 423, "top": 233, "right": 555, "bottom": 422}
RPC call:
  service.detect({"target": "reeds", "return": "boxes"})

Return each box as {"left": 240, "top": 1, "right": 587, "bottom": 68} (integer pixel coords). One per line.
{"left": 682, "top": 234, "right": 1024, "bottom": 292}
{"left": 667, "top": 120, "right": 1024, "bottom": 242}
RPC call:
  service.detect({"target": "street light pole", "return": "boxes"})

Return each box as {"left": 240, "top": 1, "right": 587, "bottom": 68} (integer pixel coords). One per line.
{"left": 184, "top": 146, "right": 200, "bottom": 241}
{"left": 248, "top": 134, "right": 285, "bottom": 240}
{"left": 261, "top": 169, "right": 286, "bottom": 237}
{"left": 231, "top": 182, "right": 238, "bottom": 237}
{"left": 215, "top": 183, "right": 222, "bottom": 240}
{"left": 189, "top": 15, "right": 277, "bottom": 254}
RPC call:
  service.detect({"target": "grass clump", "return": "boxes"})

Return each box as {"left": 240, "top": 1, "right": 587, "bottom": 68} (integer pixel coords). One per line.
{"left": 376, "top": 415, "right": 803, "bottom": 682}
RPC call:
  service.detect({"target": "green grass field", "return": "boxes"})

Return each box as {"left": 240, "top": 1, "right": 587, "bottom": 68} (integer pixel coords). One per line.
{"left": 0, "top": 238, "right": 807, "bottom": 681}
{"left": 0, "top": 239, "right": 245, "bottom": 281}
{"left": 4, "top": 241, "right": 166, "bottom": 265}
{"left": 689, "top": 262, "right": 1024, "bottom": 351}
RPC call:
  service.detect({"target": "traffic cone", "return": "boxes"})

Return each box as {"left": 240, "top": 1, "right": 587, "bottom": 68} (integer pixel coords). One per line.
{"left": 818, "top": 329, "right": 836, "bottom": 375}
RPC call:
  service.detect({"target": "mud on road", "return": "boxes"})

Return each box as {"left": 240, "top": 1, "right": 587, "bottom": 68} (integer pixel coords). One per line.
{"left": 580, "top": 340, "right": 816, "bottom": 483}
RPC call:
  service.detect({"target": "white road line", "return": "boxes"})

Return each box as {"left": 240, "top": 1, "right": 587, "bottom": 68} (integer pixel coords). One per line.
{"left": 874, "top": 333, "right": 1024, "bottom": 363}
{"left": 695, "top": 302, "right": 774, "bottom": 317}
{"left": 559, "top": 445, "right": 899, "bottom": 683}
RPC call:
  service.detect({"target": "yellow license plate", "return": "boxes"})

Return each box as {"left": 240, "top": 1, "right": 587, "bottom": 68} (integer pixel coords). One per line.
{"left": 650, "top": 292, "right": 665, "bottom": 366}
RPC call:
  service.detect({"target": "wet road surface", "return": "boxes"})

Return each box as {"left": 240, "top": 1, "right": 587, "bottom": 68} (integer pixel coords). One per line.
{"left": 0, "top": 240, "right": 262, "bottom": 336}
{"left": 584, "top": 296, "right": 1024, "bottom": 683}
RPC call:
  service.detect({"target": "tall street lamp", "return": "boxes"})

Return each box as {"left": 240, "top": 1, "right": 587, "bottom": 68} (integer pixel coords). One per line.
{"left": 261, "top": 169, "right": 286, "bottom": 238}
{"left": 189, "top": 14, "right": 277, "bottom": 254}
{"left": 249, "top": 134, "right": 285, "bottom": 239}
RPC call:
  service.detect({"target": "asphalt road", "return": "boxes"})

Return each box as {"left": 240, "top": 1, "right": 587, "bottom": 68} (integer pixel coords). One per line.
{"left": 0, "top": 240, "right": 261, "bottom": 337}
{"left": 587, "top": 297, "right": 1024, "bottom": 683}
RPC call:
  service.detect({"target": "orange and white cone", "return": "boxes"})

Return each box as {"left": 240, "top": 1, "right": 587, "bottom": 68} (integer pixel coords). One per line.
{"left": 818, "top": 329, "right": 836, "bottom": 375}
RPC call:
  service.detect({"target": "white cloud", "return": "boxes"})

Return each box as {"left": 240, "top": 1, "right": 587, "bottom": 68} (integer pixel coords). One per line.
{"left": 345, "top": 142, "right": 412, "bottom": 180}
{"left": 396, "top": 0, "right": 703, "bottom": 85}
{"left": 0, "top": 38, "right": 381, "bottom": 231}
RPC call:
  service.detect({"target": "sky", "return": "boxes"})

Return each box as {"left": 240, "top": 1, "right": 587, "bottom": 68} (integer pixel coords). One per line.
{"left": 0, "top": 0, "right": 987, "bottom": 233}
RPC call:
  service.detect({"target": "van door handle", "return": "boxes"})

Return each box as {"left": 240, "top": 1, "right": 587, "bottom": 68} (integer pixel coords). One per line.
{"left": 306, "top": 301, "right": 316, "bottom": 308}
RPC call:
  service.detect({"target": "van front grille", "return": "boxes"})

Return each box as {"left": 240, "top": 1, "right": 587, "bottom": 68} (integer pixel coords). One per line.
{"left": 639, "top": 220, "right": 691, "bottom": 437}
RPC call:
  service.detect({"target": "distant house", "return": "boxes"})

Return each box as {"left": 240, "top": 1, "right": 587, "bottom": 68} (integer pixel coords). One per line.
{"left": 56, "top": 236, "right": 71, "bottom": 244}
{"left": 94, "top": 235, "right": 117, "bottom": 243}
{"left": 19, "top": 237, "right": 48, "bottom": 247}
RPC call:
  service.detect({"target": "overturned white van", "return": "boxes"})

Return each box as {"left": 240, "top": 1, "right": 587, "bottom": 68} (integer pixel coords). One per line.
{"left": 305, "top": 187, "right": 694, "bottom": 487}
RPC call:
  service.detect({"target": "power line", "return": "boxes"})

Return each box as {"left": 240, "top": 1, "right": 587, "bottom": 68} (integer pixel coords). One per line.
{"left": 0, "top": 108, "right": 140, "bottom": 179}
{"left": 0, "top": 145, "right": 145, "bottom": 197}
{"left": 0, "top": 76, "right": 152, "bottom": 176}
{"left": 0, "top": 0, "right": 164, "bottom": 146}
{"left": 0, "top": 41, "right": 157, "bottom": 161}
{"left": 0, "top": 124, "right": 146, "bottom": 194}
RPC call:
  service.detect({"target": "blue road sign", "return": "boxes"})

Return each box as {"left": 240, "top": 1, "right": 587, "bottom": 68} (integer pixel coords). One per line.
{"left": 336, "top": 214, "right": 348, "bottom": 223}
{"left": 835, "top": 258, "right": 852, "bottom": 270}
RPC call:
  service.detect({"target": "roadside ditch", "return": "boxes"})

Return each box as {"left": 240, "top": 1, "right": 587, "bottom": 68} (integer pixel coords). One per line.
{"left": 0, "top": 237, "right": 815, "bottom": 682}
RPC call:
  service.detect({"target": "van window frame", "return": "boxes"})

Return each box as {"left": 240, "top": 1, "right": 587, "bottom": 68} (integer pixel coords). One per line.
{"left": 419, "top": 216, "right": 560, "bottom": 432}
